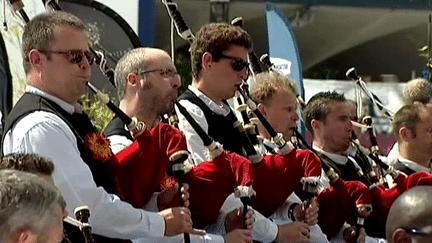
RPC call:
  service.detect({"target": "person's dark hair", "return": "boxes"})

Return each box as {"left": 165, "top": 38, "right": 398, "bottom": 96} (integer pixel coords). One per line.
{"left": 0, "top": 153, "right": 55, "bottom": 176}
{"left": 190, "top": 22, "right": 252, "bottom": 79}
{"left": 22, "top": 11, "right": 87, "bottom": 74}
{"left": 303, "top": 91, "right": 346, "bottom": 135}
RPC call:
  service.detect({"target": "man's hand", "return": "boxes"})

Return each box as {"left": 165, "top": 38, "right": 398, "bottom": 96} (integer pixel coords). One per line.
{"left": 158, "top": 206, "right": 204, "bottom": 236}
{"left": 343, "top": 226, "right": 366, "bottom": 243}
{"left": 157, "top": 183, "right": 190, "bottom": 210}
{"left": 275, "top": 221, "right": 312, "bottom": 243}
{"left": 225, "top": 206, "right": 255, "bottom": 232}
{"left": 223, "top": 228, "right": 252, "bottom": 243}
{"left": 293, "top": 197, "right": 319, "bottom": 225}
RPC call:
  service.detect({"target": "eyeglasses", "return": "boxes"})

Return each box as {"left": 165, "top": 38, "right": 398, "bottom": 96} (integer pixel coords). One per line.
{"left": 403, "top": 227, "right": 432, "bottom": 237}
{"left": 39, "top": 49, "right": 94, "bottom": 65}
{"left": 138, "top": 68, "right": 181, "bottom": 80}
{"left": 219, "top": 54, "right": 250, "bottom": 72}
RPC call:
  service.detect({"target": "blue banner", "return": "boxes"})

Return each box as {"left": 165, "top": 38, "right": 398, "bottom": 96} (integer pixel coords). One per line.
{"left": 265, "top": 3, "right": 305, "bottom": 136}
{"left": 265, "top": 3, "right": 304, "bottom": 99}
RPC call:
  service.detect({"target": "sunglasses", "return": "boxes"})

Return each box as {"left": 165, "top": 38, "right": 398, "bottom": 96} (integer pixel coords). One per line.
{"left": 39, "top": 49, "right": 95, "bottom": 65}
{"left": 219, "top": 54, "right": 250, "bottom": 72}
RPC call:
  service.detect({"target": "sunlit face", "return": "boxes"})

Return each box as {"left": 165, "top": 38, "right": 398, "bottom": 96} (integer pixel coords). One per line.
{"left": 39, "top": 26, "right": 91, "bottom": 104}
{"left": 210, "top": 45, "right": 249, "bottom": 101}
{"left": 139, "top": 51, "right": 181, "bottom": 116}
{"left": 264, "top": 89, "right": 298, "bottom": 141}
{"left": 317, "top": 101, "right": 353, "bottom": 153}
{"left": 407, "top": 107, "right": 432, "bottom": 162}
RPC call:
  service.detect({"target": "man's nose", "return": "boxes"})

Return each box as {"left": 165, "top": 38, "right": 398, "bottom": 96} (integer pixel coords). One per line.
{"left": 172, "top": 75, "right": 181, "bottom": 89}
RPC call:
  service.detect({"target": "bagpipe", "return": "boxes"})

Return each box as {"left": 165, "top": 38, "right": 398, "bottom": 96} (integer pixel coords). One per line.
{"left": 161, "top": 7, "right": 325, "bottom": 230}
{"left": 6, "top": 1, "right": 111, "bottom": 242}
{"left": 312, "top": 67, "right": 432, "bottom": 238}
{"left": 351, "top": 108, "right": 432, "bottom": 237}
{"left": 175, "top": 98, "right": 323, "bottom": 224}
{"left": 257, "top": 54, "right": 375, "bottom": 240}
{"left": 82, "top": 0, "right": 258, "bottom": 233}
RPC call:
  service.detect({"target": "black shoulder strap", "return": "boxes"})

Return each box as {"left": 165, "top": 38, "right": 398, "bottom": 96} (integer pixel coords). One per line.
{"left": 393, "top": 159, "right": 416, "bottom": 175}
{"left": 178, "top": 89, "right": 215, "bottom": 120}
{"left": 104, "top": 116, "right": 132, "bottom": 140}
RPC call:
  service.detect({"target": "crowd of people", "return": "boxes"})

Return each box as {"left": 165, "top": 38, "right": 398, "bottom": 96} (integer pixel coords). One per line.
{"left": 1, "top": 10, "right": 432, "bottom": 243}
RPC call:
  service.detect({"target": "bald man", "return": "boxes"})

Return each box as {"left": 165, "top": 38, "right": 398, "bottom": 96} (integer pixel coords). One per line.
{"left": 386, "top": 186, "right": 432, "bottom": 243}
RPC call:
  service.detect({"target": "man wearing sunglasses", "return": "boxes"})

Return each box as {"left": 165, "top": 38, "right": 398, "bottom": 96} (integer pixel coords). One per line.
{"left": 176, "top": 22, "right": 252, "bottom": 164}
{"left": 175, "top": 22, "right": 311, "bottom": 243}
{"left": 2, "top": 11, "right": 197, "bottom": 242}
{"left": 104, "top": 46, "right": 254, "bottom": 243}
{"left": 386, "top": 186, "right": 432, "bottom": 243}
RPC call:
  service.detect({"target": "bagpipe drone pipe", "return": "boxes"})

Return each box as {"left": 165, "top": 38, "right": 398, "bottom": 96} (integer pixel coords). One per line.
{"left": 232, "top": 27, "right": 373, "bottom": 240}
{"left": 344, "top": 67, "right": 432, "bottom": 237}
{"left": 231, "top": 18, "right": 374, "bottom": 239}
{"left": 107, "top": 101, "right": 256, "bottom": 230}
{"left": 288, "top": 127, "right": 373, "bottom": 240}
{"left": 175, "top": 101, "right": 324, "bottom": 226}
{"left": 6, "top": 2, "right": 110, "bottom": 242}
{"left": 32, "top": 1, "right": 255, "bottom": 239}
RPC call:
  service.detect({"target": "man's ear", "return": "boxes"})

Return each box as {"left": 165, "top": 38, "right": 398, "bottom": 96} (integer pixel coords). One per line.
{"left": 14, "top": 229, "right": 38, "bottom": 243}
{"left": 399, "top": 127, "right": 411, "bottom": 141}
{"left": 257, "top": 103, "right": 267, "bottom": 118}
{"left": 126, "top": 73, "right": 139, "bottom": 85}
{"left": 310, "top": 119, "right": 321, "bottom": 133}
{"left": 202, "top": 52, "right": 212, "bottom": 71}
{"left": 392, "top": 228, "right": 411, "bottom": 243}
{"left": 28, "top": 49, "right": 43, "bottom": 70}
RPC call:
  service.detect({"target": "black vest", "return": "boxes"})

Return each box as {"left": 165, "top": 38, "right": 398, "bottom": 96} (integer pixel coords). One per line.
{"left": 2, "top": 92, "right": 115, "bottom": 193}
{"left": 2, "top": 93, "right": 131, "bottom": 242}
{"left": 178, "top": 89, "right": 244, "bottom": 155}
{"left": 393, "top": 159, "right": 417, "bottom": 175}
{"left": 316, "top": 151, "right": 364, "bottom": 182}
{"left": 104, "top": 116, "right": 132, "bottom": 141}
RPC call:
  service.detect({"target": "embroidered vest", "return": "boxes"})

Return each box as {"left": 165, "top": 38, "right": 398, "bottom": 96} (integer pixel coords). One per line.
{"left": 2, "top": 93, "right": 115, "bottom": 192}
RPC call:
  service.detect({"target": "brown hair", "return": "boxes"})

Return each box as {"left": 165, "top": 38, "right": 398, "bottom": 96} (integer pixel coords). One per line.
{"left": 22, "top": 11, "right": 86, "bottom": 73}
{"left": 303, "top": 91, "right": 346, "bottom": 134}
{"left": 250, "top": 71, "right": 297, "bottom": 105}
{"left": 190, "top": 22, "right": 252, "bottom": 79}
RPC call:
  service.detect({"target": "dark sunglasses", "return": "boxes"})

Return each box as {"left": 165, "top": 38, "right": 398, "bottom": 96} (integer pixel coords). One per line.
{"left": 39, "top": 49, "right": 95, "bottom": 65}
{"left": 219, "top": 54, "right": 250, "bottom": 72}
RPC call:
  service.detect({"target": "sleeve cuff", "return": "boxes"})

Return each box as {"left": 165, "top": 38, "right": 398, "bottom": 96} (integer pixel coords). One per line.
{"left": 144, "top": 211, "right": 166, "bottom": 238}
{"left": 252, "top": 210, "right": 278, "bottom": 242}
